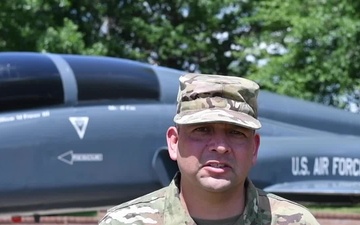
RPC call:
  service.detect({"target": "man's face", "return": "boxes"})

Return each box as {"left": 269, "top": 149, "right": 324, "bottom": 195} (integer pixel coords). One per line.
{"left": 167, "top": 122, "right": 260, "bottom": 193}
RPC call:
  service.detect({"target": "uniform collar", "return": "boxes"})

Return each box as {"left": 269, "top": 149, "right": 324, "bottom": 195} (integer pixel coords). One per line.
{"left": 236, "top": 179, "right": 271, "bottom": 224}
{"left": 163, "top": 173, "right": 271, "bottom": 225}
{"left": 163, "top": 172, "right": 196, "bottom": 224}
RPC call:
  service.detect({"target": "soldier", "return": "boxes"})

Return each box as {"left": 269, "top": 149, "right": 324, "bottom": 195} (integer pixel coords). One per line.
{"left": 99, "top": 73, "right": 320, "bottom": 225}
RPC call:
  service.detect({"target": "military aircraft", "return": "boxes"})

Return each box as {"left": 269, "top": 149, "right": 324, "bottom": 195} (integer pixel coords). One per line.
{"left": 0, "top": 52, "right": 359, "bottom": 216}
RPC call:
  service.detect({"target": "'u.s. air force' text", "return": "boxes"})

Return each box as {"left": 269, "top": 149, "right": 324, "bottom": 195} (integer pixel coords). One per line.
{"left": 291, "top": 156, "right": 360, "bottom": 176}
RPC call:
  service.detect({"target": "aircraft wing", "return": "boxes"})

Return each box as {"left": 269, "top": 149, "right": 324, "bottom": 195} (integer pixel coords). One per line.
{"left": 263, "top": 180, "right": 360, "bottom": 203}
{"left": 264, "top": 180, "right": 360, "bottom": 196}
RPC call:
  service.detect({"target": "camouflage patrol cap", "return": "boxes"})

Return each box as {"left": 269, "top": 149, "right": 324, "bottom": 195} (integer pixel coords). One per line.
{"left": 174, "top": 73, "right": 261, "bottom": 129}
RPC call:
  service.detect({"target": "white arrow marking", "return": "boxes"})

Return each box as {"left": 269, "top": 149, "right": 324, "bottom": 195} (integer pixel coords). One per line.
{"left": 69, "top": 117, "right": 89, "bottom": 139}
{"left": 58, "top": 150, "right": 103, "bottom": 165}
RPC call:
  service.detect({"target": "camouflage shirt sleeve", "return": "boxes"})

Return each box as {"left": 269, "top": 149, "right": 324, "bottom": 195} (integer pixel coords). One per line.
{"left": 98, "top": 173, "right": 196, "bottom": 225}
{"left": 233, "top": 179, "right": 320, "bottom": 225}
{"left": 98, "top": 188, "right": 167, "bottom": 225}
{"left": 265, "top": 193, "right": 320, "bottom": 224}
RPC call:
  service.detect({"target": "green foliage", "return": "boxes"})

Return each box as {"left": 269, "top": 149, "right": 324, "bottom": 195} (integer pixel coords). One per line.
{"left": 231, "top": 0, "right": 360, "bottom": 107}
{"left": 37, "top": 18, "right": 85, "bottom": 53}
{"left": 306, "top": 203, "right": 360, "bottom": 214}
{"left": 37, "top": 18, "right": 106, "bottom": 55}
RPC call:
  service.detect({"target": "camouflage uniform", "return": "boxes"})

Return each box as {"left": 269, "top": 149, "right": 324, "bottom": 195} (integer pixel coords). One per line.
{"left": 99, "top": 74, "right": 320, "bottom": 225}
{"left": 99, "top": 173, "right": 320, "bottom": 225}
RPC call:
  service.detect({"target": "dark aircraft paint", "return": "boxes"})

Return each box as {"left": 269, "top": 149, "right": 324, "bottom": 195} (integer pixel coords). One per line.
{"left": 0, "top": 52, "right": 359, "bottom": 215}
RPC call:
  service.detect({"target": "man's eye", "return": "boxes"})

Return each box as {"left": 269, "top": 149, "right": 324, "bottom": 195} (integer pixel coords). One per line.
{"left": 230, "top": 130, "right": 246, "bottom": 136}
{"left": 194, "top": 127, "right": 210, "bottom": 132}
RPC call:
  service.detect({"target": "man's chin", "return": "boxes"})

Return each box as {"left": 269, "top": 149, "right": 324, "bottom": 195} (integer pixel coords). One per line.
{"left": 199, "top": 177, "right": 232, "bottom": 192}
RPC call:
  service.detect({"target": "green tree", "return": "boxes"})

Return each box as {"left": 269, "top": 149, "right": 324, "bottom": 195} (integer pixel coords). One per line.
{"left": 231, "top": 0, "right": 360, "bottom": 109}
{"left": 0, "top": 0, "right": 105, "bottom": 54}
{"left": 98, "top": 0, "right": 257, "bottom": 75}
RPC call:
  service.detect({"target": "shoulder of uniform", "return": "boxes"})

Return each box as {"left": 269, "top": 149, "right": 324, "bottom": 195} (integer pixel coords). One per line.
{"left": 257, "top": 188, "right": 320, "bottom": 224}
{"left": 257, "top": 188, "right": 307, "bottom": 208}
{"left": 108, "top": 187, "right": 167, "bottom": 213}
{"left": 98, "top": 188, "right": 167, "bottom": 225}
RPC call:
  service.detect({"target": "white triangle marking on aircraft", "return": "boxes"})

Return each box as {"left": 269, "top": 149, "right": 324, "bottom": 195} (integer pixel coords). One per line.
{"left": 58, "top": 150, "right": 74, "bottom": 165}
{"left": 69, "top": 117, "right": 89, "bottom": 139}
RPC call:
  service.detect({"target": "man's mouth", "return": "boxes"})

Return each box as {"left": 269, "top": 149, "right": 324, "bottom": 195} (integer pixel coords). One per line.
{"left": 208, "top": 163, "right": 226, "bottom": 168}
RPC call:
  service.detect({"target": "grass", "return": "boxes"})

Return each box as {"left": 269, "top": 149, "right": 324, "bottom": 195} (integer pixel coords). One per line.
{"left": 305, "top": 203, "right": 360, "bottom": 214}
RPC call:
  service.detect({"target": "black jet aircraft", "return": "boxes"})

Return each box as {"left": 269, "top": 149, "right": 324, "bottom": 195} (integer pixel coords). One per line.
{"left": 0, "top": 52, "right": 360, "bottom": 216}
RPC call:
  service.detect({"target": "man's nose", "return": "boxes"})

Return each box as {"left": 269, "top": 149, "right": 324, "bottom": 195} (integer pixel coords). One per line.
{"left": 208, "top": 132, "right": 231, "bottom": 154}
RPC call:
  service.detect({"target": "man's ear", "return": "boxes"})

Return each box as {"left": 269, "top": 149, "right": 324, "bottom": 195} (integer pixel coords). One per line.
{"left": 252, "top": 133, "right": 260, "bottom": 166}
{"left": 166, "top": 126, "right": 179, "bottom": 161}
